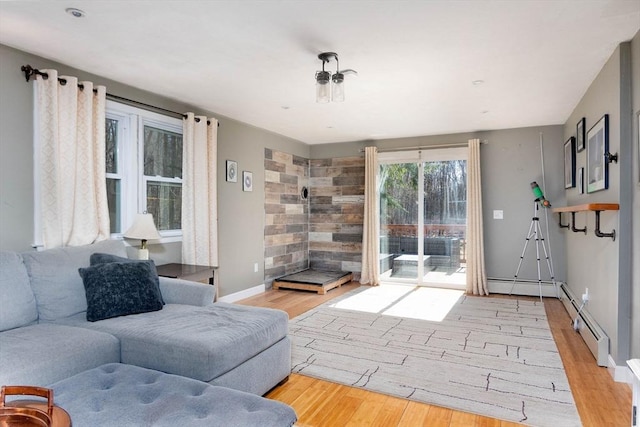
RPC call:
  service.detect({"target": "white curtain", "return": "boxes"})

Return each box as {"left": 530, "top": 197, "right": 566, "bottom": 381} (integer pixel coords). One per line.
{"left": 35, "top": 70, "right": 109, "bottom": 249}
{"left": 360, "top": 146, "right": 380, "bottom": 286}
{"left": 182, "top": 113, "right": 218, "bottom": 266}
{"left": 466, "top": 138, "right": 488, "bottom": 295}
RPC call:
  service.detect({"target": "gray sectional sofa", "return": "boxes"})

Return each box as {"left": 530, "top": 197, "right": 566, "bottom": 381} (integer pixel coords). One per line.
{"left": 0, "top": 239, "right": 295, "bottom": 425}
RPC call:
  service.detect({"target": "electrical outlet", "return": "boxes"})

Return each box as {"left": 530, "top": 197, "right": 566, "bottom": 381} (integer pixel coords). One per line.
{"left": 254, "top": 262, "right": 259, "bottom": 273}
{"left": 582, "top": 287, "right": 589, "bottom": 303}
{"left": 493, "top": 210, "right": 504, "bottom": 220}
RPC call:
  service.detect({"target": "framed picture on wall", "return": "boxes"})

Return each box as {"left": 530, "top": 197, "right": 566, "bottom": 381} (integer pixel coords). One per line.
{"left": 586, "top": 114, "right": 609, "bottom": 193}
{"left": 226, "top": 160, "right": 238, "bottom": 182}
{"left": 576, "top": 117, "right": 586, "bottom": 152}
{"left": 243, "top": 171, "right": 253, "bottom": 192}
{"left": 564, "top": 136, "right": 576, "bottom": 189}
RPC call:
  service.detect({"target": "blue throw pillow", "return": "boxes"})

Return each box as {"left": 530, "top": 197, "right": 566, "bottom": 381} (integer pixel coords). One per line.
{"left": 90, "top": 253, "right": 164, "bottom": 304}
{"left": 79, "top": 262, "right": 164, "bottom": 322}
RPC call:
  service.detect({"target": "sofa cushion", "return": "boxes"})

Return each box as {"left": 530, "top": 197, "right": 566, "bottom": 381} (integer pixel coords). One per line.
{"left": 79, "top": 261, "right": 164, "bottom": 322}
{"left": 90, "top": 252, "right": 164, "bottom": 304}
{"left": 21, "top": 239, "right": 127, "bottom": 321}
{"left": 0, "top": 251, "right": 37, "bottom": 331}
{"left": 0, "top": 323, "right": 120, "bottom": 387}
{"left": 58, "top": 303, "right": 289, "bottom": 383}
{"left": 51, "top": 363, "right": 297, "bottom": 427}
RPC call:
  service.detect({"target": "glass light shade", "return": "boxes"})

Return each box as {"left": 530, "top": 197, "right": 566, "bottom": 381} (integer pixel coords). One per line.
{"left": 331, "top": 79, "right": 345, "bottom": 102}
{"left": 316, "top": 70, "right": 331, "bottom": 103}
{"left": 316, "top": 81, "right": 330, "bottom": 103}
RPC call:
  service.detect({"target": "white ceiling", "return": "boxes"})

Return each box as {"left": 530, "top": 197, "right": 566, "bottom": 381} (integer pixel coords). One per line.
{"left": 1, "top": 1, "right": 639, "bottom": 145}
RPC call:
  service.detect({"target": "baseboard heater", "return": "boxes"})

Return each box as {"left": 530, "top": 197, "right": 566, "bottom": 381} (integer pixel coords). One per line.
{"left": 559, "top": 282, "right": 609, "bottom": 366}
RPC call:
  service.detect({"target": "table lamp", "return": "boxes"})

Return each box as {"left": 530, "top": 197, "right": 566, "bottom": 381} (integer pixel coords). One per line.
{"left": 123, "top": 213, "right": 161, "bottom": 260}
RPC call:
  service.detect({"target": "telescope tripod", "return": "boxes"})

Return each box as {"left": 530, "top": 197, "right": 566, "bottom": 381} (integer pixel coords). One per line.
{"left": 509, "top": 201, "right": 558, "bottom": 301}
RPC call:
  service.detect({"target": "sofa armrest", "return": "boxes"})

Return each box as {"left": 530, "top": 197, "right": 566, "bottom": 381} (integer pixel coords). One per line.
{"left": 159, "top": 277, "right": 215, "bottom": 307}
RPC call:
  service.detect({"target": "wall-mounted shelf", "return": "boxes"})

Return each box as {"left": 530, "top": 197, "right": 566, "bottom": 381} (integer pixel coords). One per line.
{"left": 552, "top": 203, "right": 619, "bottom": 241}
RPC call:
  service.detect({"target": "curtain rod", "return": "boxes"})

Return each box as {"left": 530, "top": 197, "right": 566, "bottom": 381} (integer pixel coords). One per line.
{"left": 360, "top": 140, "right": 487, "bottom": 153}
{"left": 21, "top": 65, "right": 217, "bottom": 126}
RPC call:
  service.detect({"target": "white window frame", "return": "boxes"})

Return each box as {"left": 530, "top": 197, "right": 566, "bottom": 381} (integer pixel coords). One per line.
{"left": 105, "top": 109, "right": 133, "bottom": 236}
{"left": 106, "top": 100, "right": 183, "bottom": 243}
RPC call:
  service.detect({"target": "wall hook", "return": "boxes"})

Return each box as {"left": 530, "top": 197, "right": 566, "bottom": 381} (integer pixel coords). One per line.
{"left": 605, "top": 152, "right": 618, "bottom": 164}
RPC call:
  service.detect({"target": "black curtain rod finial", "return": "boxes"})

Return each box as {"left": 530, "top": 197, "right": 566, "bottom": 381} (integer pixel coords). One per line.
{"left": 21, "top": 64, "right": 49, "bottom": 82}
{"left": 21, "top": 65, "right": 34, "bottom": 82}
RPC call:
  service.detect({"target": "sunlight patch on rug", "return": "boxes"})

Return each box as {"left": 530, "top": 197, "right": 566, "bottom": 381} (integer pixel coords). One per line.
{"left": 290, "top": 286, "right": 581, "bottom": 426}
{"left": 329, "top": 285, "right": 464, "bottom": 322}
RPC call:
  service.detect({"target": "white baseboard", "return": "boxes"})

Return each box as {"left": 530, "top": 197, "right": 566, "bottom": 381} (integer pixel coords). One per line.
{"left": 487, "top": 279, "right": 559, "bottom": 298}
{"left": 608, "top": 355, "right": 634, "bottom": 385}
{"left": 218, "top": 283, "right": 265, "bottom": 303}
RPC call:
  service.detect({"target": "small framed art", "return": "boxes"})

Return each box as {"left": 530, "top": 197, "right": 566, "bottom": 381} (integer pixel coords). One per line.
{"left": 586, "top": 114, "right": 609, "bottom": 193}
{"left": 243, "top": 171, "right": 253, "bottom": 192}
{"left": 576, "top": 117, "right": 586, "bottom": 152}
{"left": 226, "top": 160, "right": 238, "bottom": 182}
{"left": 564, "top": 136, "right": 576, "bottom": 189}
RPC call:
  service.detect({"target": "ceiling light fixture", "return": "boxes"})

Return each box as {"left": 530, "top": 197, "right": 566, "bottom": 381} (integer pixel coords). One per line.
{"left": 315, "top": 52, "right": 356, "bottom": 103}
{"left": 65, "top": 7, "right": 86, "bottom": 18}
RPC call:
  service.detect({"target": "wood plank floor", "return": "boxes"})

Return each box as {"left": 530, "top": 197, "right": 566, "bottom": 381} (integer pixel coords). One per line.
{"left": 238, "top": 283, "right": 632, "bottom": 426}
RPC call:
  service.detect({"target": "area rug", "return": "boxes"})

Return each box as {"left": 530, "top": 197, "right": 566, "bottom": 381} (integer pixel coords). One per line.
{"left": 289, "top": 286, "right": 581, "bottom": 426}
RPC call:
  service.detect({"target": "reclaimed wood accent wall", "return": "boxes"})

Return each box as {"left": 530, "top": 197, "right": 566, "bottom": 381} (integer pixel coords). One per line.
{"left": 264, "top": 149, "right": 309, "bottom": 285}
{"left": 309, "top": 156, "right": 365, "bottom": 278}
{"left": 264, "top": 150, "right": 365, "bottom": 285}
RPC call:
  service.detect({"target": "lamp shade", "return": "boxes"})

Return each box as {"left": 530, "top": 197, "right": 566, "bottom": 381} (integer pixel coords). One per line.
{"left": 124, "top": 213, "right": 161, "bottom": 241}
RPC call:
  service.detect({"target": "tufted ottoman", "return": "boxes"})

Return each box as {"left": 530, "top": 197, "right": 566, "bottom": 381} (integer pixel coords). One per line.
{"left": 49, "top": 363, "right": 297, "bottom": 427}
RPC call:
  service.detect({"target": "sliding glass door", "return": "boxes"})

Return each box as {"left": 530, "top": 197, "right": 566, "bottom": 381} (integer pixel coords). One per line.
{"left": 379, "top": 148, "right": 467, "bottom": 288}
{"left": 379, "top": 160, "right": 421, "bottom": 281}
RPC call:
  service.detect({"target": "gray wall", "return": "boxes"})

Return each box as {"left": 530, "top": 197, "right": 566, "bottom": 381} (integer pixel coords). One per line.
{"left": 562, "top": 37, "right": 637, "bottom": 364}
{"left": 311, "top": 126, "right": 568, "bottom": 285}
{"left": 216, "top": 120, "right": 308, "bottom": 296}
{"left": 0, "top": 44, "right": 309, "bottom": 298}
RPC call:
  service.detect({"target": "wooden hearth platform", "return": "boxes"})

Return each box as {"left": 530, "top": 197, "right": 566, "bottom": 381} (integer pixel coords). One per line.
{"left": 273, "top": 269, "right": 353, "bottom": 295}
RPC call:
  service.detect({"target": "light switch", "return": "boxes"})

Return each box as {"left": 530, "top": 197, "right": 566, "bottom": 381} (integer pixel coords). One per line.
{"left": 493, "top": 210, "right": 504, "bottom": 220}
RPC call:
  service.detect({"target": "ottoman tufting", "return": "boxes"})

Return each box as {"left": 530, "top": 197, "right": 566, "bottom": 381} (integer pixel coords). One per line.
{"left": 49, "top": 363, "right": 297, "bottom": 427}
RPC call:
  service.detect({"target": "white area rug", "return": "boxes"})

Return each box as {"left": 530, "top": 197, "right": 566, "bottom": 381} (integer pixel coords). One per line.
{"left": 289, "top": 286, "right": 580, "bottom": 426}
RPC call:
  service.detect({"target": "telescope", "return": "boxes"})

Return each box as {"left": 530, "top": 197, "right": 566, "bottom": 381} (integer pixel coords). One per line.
{"left": 530, "top": 181, "right": 551, "bottom": 207}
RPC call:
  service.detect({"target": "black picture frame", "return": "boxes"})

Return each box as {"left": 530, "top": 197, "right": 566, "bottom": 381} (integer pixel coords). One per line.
{"left": 586, "top": 114, "right": 609, "bottom": 193}
{"left": 576, "top": 117, "right": 586, "bottom": 152}
{"left": 564, "top": 137, "right": 576, "bottom": 189}
{"left": 226, "top": 160, "right": 238, "bottom": 182}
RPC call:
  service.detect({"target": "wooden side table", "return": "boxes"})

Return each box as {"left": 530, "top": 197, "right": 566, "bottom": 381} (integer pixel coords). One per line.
{"left": 156, "top": 263, "right": 218, "bottom": 301}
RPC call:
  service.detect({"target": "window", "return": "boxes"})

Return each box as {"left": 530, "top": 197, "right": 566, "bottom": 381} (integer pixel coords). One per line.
{"left": 105, "top": 117, "right": 123, "bottom": 234}
{"left": 106, "top": 101, "right": 183, "bottom": 241}
{"left": 378, "top": 147, "right": 467, "bottom": 288}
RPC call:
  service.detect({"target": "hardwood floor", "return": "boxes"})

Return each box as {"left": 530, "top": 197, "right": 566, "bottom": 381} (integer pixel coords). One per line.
{"left": 238, "top": 283, "right": 632, "bottom": 426}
